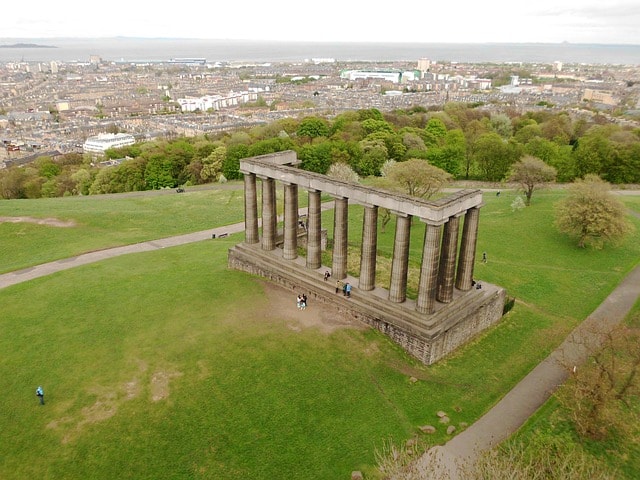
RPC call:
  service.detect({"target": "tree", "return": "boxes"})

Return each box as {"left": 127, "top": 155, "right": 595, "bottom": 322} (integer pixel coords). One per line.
{"left": 386, "top": 159, "right": 452, "bottom": 199}
{"left": 508, "top": 155, "right": 557, "bottom": 206}
{"left": 361, "top": 118, "right": 393, "bottom": 136}
{"left": 296, "top": 116, "right": 329, "bottom": 141}
{"left": 71, "top": 168, "right": 92, "bottom": 195}
{"left": 554, "top": 175, "right": 633, "bottom": 248}
{"left": 298, "top": 142, "right": 333, "bottom": 174}
{"left": 326, "top": 163, "right": 359, "bottom": 183}
{"left": 489, "top": 113, "right": 513, "bottom": 139}
{"left": 356, "top": 139, "right": 388, "bottom": 177}
{"left": 200, "top": 145, "right": 226, "bottom": 182}
{"left": 473, "top": 132, "right": 520, "bottom": 182}
{"left": 557, "top": 324, "right": 640, "bottom": 441}
{"left": 222, "top": 143, "right": 249, "bottom": 180}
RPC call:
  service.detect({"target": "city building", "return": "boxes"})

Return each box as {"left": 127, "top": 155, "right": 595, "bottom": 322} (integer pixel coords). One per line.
{"left": 83, "top": 133, "right": 136, "bottom": 154}
{"left": 176, "top": 92, "right": 258, "bottom": 112}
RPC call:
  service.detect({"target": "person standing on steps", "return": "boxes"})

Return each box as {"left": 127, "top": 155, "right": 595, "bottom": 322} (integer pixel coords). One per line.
{"left": 345, "top": 282, "right": 352, "bottom": 298}
{"left": 36, "top": 386, "right": 44, "bottom": 405}
{"left": 336, "top": 279, "right": 343, "bottom": 294}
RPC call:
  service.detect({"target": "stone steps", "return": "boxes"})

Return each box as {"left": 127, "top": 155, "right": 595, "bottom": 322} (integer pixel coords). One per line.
{"left": 229, "top": 242, "right": 501, "bottom": 341}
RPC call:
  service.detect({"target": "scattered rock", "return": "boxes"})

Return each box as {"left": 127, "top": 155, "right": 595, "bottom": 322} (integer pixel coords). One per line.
{"left": 453, "top": 405, "right": 462, "bottom": 412}
{"left": 406, "top": 438, "right": 417, "bottom": 448}
{"left": 439, "top": 416, "right": 450, "bottom": 424}
{"left": 409, "top": 376, "right": 418, "bottom": 384}
{"left": 419, "top": 425, "right": 436, "bottom": 434}
{"left": 447, "top": 425, "right": 457, "bottom": 435}
{"left": 459, "top": 422, "right": 468, "bottom": 429}
{"left": 436, "top": 410, "right": 447, "bottom": 418}
{"left": 351, "top": 471, "right": 364, "bottom": 480}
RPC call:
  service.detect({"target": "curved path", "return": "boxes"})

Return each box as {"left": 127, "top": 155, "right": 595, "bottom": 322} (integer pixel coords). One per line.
{"left": 2, "top": 199, "right": 639, "bottom": 480}
{"left": 0, "top": 202, "right": 335, "bottom": 291}
{"left": 413, "top": 261, "right": 640, "bottom": 479}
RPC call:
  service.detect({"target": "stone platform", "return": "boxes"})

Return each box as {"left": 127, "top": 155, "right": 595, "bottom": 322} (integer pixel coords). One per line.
{"left": 229, "top": 242, "right": 506, "bottom": 365}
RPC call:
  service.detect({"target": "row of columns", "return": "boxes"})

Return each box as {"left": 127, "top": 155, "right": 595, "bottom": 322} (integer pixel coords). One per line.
{"left": 243, "top": 173, "right": 481, "bottom": 315}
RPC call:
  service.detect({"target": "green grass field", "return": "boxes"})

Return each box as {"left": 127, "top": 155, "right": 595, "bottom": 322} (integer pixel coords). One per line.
{"left": 1, "top": 186, "right": 639, "bottom": 479}
{"left": 0, "top": 185, "right": 246, "bottom": 273}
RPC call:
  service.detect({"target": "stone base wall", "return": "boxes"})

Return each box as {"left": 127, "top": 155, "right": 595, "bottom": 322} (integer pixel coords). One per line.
{"left": 229, "top": 244, "right": 506, "bottom": 365}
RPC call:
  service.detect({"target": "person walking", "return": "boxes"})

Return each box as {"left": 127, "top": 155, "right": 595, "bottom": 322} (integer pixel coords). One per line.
{"left": 482, "top": 252, "right": 487, "bottom": 263}
{"left": 323, "top": 270, "right": 331, "bottom": 282}
{"left": 301, "top": 293, "right": 307, "bottom": 310}
{"left": 36, "top": 386, "right": 44, "bottom": 405}
{"left": 336, "top": 279, "right": 343, "bottom": 294}
{"left": 345, "top": 282, "right": 352, "bottom": 298}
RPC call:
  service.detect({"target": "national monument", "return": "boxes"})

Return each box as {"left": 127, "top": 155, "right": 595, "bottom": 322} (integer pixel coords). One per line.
{"left": 228, "top": 151, "right": 506, "bottom": 365}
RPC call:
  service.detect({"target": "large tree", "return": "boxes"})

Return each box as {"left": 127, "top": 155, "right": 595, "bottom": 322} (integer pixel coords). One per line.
{"left": 554, "top": 175, "right": 632, "bottom": 248}
{"left": 508, "top": 155, "right": 557, "bottom": 206}
{"left": 473, "top": 132, "right": 520, "bottom": 182}
{"left": 385, "top": 158, "right": 452, "bottom": 199}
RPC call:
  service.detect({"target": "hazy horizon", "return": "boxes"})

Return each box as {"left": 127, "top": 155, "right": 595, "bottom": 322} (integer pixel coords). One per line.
{"left": 1, "top": 38, "right": 638, "bottom": 65}
{"left": 1, "top": 37, "right": 639, "bottom": 46}
{"left": 5, "top": 1, "right": 640, "bottom": 45}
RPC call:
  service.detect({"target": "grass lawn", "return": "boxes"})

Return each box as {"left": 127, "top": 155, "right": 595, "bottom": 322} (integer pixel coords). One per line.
{"left": 0, "top": 185, "right": 246, "bottom": 273}
{"left": 1, "top": 187, "right": 639, "bottom": 478}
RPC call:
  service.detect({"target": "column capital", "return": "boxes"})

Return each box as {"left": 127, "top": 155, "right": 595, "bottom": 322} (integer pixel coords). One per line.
{"left": 390, "top": 210, "right": 412, "bottom": 218}
{"left": 419, "top": 217, "right": 447, "bottom": 226}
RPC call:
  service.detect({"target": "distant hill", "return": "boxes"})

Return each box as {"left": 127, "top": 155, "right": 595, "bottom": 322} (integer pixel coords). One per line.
{"left": 0, "top": 43, "right": 57, "bottom": 49}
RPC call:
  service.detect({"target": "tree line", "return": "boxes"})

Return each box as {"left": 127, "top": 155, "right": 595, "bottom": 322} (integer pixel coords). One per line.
{"left": 1, "top": 104, "right": 639, "bottom": 199}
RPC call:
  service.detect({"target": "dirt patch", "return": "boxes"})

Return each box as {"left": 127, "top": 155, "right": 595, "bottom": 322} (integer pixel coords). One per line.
{"left": 259, "top": 281, "right": 366, "bottom": 334}
{"left": 0, "top": 216, "right": 76, "bottom": 227}
{"left": 150, "top": 370, "right": 183, "bottom": 402}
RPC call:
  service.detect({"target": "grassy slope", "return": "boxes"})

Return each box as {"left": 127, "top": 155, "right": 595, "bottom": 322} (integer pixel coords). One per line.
{"left": 0, "top": 185, "right": 245, "bottom": 273}
{"left": 0, "top": 188, "right": 639, "bottom": 478}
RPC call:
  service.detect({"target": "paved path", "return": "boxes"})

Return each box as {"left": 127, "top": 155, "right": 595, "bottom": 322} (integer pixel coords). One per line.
{"left": 0, "top": 202, "right": 335, "bottom": 291}
{"left": 412, "top": 261, "right": 640, "bottom": 479}
{"left": 0, "top": 225, "right": 244, "bottom": 290}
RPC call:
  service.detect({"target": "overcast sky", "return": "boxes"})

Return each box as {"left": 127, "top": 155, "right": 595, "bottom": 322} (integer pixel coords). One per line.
{"left": 4, "top": 0, "right": 640, "bottom": 44}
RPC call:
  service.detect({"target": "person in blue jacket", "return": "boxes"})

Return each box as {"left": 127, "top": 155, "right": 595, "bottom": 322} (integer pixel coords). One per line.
{"left": 36, "top": 386, "right": 44, "bottom": 405}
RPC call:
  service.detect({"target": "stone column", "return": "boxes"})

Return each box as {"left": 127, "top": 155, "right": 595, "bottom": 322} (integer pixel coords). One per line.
{"left": 358, "top": 205, "right": 378, "bottom": 291}
{"left": 243, "top": 173, "right": 259, "bottom": 244}
{"left": 261, "top": 176, "right": 276, "bottom": 251}
{"left": 389, "top": 213, "right": 412, "bottom": 303}
{"left": 283, "top": 183, "right": 299, "bottom": 260}
{"left": 416, "top": 221, "right": 443, "bottom": 314}
{"left": 436, "top": 215, "right": 461, "bottom": 303}
{"left": 332, "top": 196, "right": 348, "bottom": 279}
{"left": 455, "top": 207, "right": 480, "bottom": 291}
{"left": 306, "top": 189, "right": 322, "bottom": 269}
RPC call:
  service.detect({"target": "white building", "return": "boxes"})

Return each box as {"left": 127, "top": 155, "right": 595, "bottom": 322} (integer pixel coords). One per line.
{"left": 341, "top": 70, "right": 402, "bottom": 83}
{"left": 83, "top": 133, "right": 136, "bottom": 154}
{"left": 176, "top": 91, "right": 258, "bottom": 112}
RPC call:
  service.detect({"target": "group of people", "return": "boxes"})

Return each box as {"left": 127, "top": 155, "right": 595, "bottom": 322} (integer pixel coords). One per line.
{"left": 296, "top": 293, "right": 308, "bottom": 310}
{"left": 335, "top": 280, "right": 351, "bottom": 297}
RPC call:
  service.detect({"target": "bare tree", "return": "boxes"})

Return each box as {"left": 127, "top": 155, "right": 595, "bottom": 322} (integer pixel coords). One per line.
{"left": 557, "top": 324, "right": 640, "bottom": 440}
{"left": 326, "top": 162, "right": 360, "bottom": 183}
{"left": 508, "top": 155, "right": 557, "bottom": 206}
